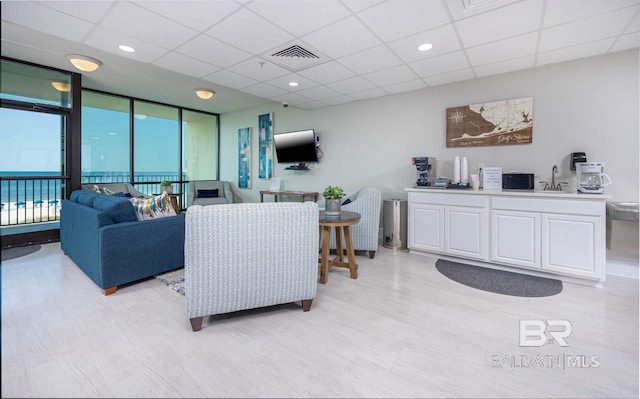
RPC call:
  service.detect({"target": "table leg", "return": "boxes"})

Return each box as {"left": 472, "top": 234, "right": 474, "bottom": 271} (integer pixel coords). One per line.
{"left": 334, "top": 226, "right": 344, "bottom": 262}
{"left": 343, "top": 225, "right": 358, "bottom": 279}
{"left": 319, "top": 226, "right": 331, "bottom": 284}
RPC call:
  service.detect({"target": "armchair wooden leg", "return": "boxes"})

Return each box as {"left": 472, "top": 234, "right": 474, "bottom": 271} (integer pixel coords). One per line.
{"left": 301, "top": 299, "right": 313, "bottom": 312}
{"left": 368, "top": 250, "right": 376, "bottom": 259}
{"left": 190, "top": 317, "right": 204, "bottom": 332}
{"left": 103, "top": 286, "right": 117, "bottom": 296}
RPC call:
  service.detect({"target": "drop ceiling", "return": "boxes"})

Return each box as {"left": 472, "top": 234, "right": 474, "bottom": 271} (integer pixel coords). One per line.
{"left": 1, "top": 0, "right": 639, "bottom": 114}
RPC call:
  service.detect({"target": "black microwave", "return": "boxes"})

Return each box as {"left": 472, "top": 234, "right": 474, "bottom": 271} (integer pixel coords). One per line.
{"left": 502, "top": 173, "right": 535, "bottom": 190}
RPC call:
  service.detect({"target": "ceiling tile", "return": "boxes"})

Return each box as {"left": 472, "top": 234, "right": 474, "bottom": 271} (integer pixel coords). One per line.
{"left": 176, "top": 35, "right": 252, "bottom": 68}
{"left": 302, "top": 16, "right": 380, "bottom": 59}
{"left": 206, "top": 8, "right": 293, "bottom": 54}
{"left": 444, "top": 0, "right": 520, "bottom": 21}
{"left": 341, "top": 0, "right": 385, "bottom": 13}
{"left": 349, "top": 87, "right": 388, "bottom": 100}
{"left": 382, "top": 78, "right": 427, "bottom": 94}
{"left": 338, "top": 45, "right": 402, "bottom": 75}
{"left": 322, "top": 95, "right": 355, "bottom": 105}
{"left": 624, "top": 10, "right": 640, "bottom": 33}
{"left": 84, "top": 27, "right": 169, "bottom": 62}
{"left": 270, "top": 92, "right": 315, "bottom": 105}
{"left": 358, "top": 0, "right": 450, "bottom": 42}
{"left": 136, "top": 0, "right": 240, "bottom": 31}
{"left": 543, "top": 0, "right": 640, "bottom": 27}
{"left": 203, "top": 70, "right": 258, "bottom": 89}
{"left": 326, "top": 76, "right": 376, "bottom": 94}
{"left": 455, "top": 0, "right": 543, "bottom": 47}
{"left": 295, "top": 85, "right": 343, "bottom": 100}
{"left": 388, "top": 24, "right": 462, "bottom": 63}
{"left": 473, "top": 55, "right": 535, "bottom": 77}
{"left": 537, "top": 39, "right": 616, "bottom": 66}
{"left": 101, "top": 2, "right": 198, "bottom": 49}
{"left": 247, "top": 0, "right": 351, "bottom": 37}
{"left": 2, "top": 1, "right": 94, "bottom": 42}
{"left": 153, "top": 52, "right": 220, "bottom": 78}
{"left": 423, "top": 68, "right": 475, "bottom": 86}
{"left": 240, "top": 82, "right": 288, "bottom": 98}
{"left": 266, "top": 73, "right": 320, "bottom": 92}
{"left": 227, "top": 57, "right": 290, "bottom": 81}
{"left": 297, "top": 61, "right": 356, "bottom": 84}
{"left": 410, "top": 50, "right": 470, "bottom": 77}
{"left": 364, "top": 64, "right": 419, "bottom": 86}
{"left": 539, "top": 6, "right": 640, "bottom": 52}
{"left": 612, "top": 32, "right": 640, "bottom": 51}
{"left": 466, "top": 32, "right": 538, "bottom": 66}
{"left": 38, "top": 1, "right": 114, "bottom": 23}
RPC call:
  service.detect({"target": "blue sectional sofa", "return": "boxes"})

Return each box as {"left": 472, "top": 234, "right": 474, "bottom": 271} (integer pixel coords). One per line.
{"left": 60, "top": 190, "right": 185, "bottom": 295}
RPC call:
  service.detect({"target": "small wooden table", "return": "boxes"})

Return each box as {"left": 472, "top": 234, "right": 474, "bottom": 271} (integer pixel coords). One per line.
{"left": 318, "top": 210, "right": 361, "bottom": 284}
{"left": 260, "top": 190, "right": 319, "bottom": 203}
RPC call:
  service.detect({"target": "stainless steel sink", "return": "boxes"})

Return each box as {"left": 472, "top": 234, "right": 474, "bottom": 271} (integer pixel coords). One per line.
{"left": 606, "top": 202, "right": 639, "bottom": 222}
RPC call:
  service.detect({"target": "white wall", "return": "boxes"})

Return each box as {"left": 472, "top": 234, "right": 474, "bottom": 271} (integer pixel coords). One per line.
{"left": 221, "top": 50, "right": 639, "bottom": 207}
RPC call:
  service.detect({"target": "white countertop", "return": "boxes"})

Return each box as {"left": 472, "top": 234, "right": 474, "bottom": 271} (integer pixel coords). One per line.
{"left": 405, "top": 187, "right": 611, "bottom": 200}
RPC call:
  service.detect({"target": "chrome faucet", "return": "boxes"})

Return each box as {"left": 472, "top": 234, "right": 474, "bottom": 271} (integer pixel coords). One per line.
{"left": 540, "top": 165, "right": 566, "bottom": 191}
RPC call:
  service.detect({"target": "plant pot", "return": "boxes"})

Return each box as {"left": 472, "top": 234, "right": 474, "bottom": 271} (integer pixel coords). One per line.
{"left": 161, "top": 185, "right": 172, "bottom": 194}
{"left": 325, "top": 199, "right": 341, "bottom": 216}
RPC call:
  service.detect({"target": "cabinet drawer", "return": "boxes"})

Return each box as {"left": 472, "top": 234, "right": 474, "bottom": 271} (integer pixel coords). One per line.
{"left": 409, "top": 192, "right": 485, "bottom": 207}
{"left": 491, "top": 197, "right": 604, "bottom": 216}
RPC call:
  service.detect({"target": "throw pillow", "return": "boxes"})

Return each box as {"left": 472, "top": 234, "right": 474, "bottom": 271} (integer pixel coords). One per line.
{"left": 342, "top": 198, "right": 352, "bottom": 206}
{"left": 197, "top": 189, "right": 219, "bottom": 198}
{"left": 93, "top": 184, "right": 101, "bottom": 193}
{"left": 129, "top": 191, "right": 177, "bottom": 221}
{"left": 93, "top": 185, "right": 116, "bottom": 195}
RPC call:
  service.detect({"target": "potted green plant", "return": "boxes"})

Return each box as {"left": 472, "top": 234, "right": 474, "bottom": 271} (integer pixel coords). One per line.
{"left": 160, "top": 180, "right": 172, "bottom": 194}
{"left": 323, "top": 185, "right": 345, "bottom": 216}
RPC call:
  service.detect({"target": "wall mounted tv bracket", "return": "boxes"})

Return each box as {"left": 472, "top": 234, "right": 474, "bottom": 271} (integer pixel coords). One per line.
{"left": 285, "top": 163, "right": 310, "bottom": 170}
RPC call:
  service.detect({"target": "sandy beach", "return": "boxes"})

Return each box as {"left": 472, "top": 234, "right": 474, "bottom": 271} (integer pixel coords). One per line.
{"left": 0, "top": 199, "right": 61, "bottom": 226}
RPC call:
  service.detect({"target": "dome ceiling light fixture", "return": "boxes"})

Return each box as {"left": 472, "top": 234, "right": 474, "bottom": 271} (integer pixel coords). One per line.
{"left": 194, "top": 88, "right": 215, "bottom": 100}
{"left": 67, "top": 54, "right": 102, "bottom": 72}
{"left": 51, "top": 81, "right": 71, "bottom": 92}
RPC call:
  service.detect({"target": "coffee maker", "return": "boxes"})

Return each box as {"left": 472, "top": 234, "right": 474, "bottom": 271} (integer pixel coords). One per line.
{"left": 575, "top": 162, "right": 612, "bottom": 194}
{"left": 412, "top": 157, "right": 435, "bottom": 187}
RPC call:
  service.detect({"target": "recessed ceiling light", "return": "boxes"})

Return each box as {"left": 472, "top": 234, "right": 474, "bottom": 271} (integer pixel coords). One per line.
{"left": 134, "top": 114, "right": 147, "bottom": 120}
{"left": 119, "top": 45, "right": 136, "bottom": 53}
{"left": 417, "top": 43, "right": 433, "bottom": 52}
{"left": 289, "top": 81, "right": 299, "bottom": 87}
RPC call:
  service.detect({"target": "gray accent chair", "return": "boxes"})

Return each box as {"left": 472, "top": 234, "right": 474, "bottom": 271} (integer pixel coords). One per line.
{"left": 82, "top": 183, "right": 150, "bottom": 198}
{"left": 187, "top": 180, "right": 233, "bottom": 206}
{"left": 185, "top": 202, "right": 319, "bottom": 331}
{"left": 328, "top": 187, "right": 382, "bottom": 259}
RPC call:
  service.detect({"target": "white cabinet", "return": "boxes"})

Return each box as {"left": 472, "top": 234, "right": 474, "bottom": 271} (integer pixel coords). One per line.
{"left": 408, "top": 192, "right": 487, "bottom": 260}
{"left": 491, "top": 210, "right": 541, "bottom": 268}
{"left": 542, "top": 214, "right": 603, "bottom": 278}
{"left": 407, "top": 189, "right": 607, "bottom": 283}
{"left": 446, "top": 206, "right": 486, "bottom": 259}
{"left": 408, "top": 203, "right": 444, "bottom": 252}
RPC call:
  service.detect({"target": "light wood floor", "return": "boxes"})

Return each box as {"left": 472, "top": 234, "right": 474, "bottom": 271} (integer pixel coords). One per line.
{"left": 1, "top": 242, "right": 638, "bottom": 398}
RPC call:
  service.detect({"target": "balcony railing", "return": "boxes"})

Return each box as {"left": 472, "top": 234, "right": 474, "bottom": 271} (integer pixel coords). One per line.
{"left": 1, "top": 174, "right": 189, "bottom": 227}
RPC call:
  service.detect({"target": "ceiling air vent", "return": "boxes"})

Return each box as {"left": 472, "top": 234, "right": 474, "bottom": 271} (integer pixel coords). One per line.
{"left": 267, "top": 43, "right": 326, "bottom": 71}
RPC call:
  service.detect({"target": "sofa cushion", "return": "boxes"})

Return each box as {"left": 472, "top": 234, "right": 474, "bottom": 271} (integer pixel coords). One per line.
{"left": 93, "top": 195, "right": 138, "bottom": 223}
{"left": 72, "top": 190, "right": 101, "bottom": 207}
{"left": 129, "top": 192, "right": 177, "bottom": 221}
{"left": 197, "top": 189, "right": 219, "bottom": 198}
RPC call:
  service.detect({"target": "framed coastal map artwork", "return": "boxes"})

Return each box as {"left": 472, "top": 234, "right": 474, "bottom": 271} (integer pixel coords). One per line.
{"left": 238, "top": 127, "right": 251, "bottom": 189}
{"left": 258, "top": 113, "right": 273, "bottom": 179}
{"left": 446, "top": 97, "right": 533, "bottom": 147}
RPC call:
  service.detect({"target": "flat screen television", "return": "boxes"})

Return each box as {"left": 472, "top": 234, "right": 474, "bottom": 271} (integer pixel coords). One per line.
{"left": 273, "top": 129, "right": 319, "bottom": 170}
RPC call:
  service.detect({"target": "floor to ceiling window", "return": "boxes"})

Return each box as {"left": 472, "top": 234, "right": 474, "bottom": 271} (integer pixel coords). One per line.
{"left": 0, "top": 58, "right": 72, "bottom": 229}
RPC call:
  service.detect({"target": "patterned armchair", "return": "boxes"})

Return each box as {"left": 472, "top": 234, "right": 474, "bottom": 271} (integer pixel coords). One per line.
{"left": 184, "top": 202, "right": 319, "bottom": 331}
{"left": 329, "top": 187, "right": 382, "bottom": 258}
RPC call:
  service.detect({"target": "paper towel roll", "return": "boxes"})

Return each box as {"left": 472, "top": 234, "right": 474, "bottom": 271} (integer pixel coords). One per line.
{"left": 461, "top": 157, "right": 468, "bottom": 184}
{"left": 453, "top": 156, "right": 460, "bottom": 184}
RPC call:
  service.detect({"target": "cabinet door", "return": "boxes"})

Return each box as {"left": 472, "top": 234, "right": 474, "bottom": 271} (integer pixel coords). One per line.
{"left": 408, "top": 203, "right": 444, "bottom": 252}
{"left": 541, "top": 214, "right": 603, "bottom": 278}
{"left": 445, "top": 206, "right": 486, "bottom": 260}
{"left": 491, "top": 210, "right": 541, "bottom": 268}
